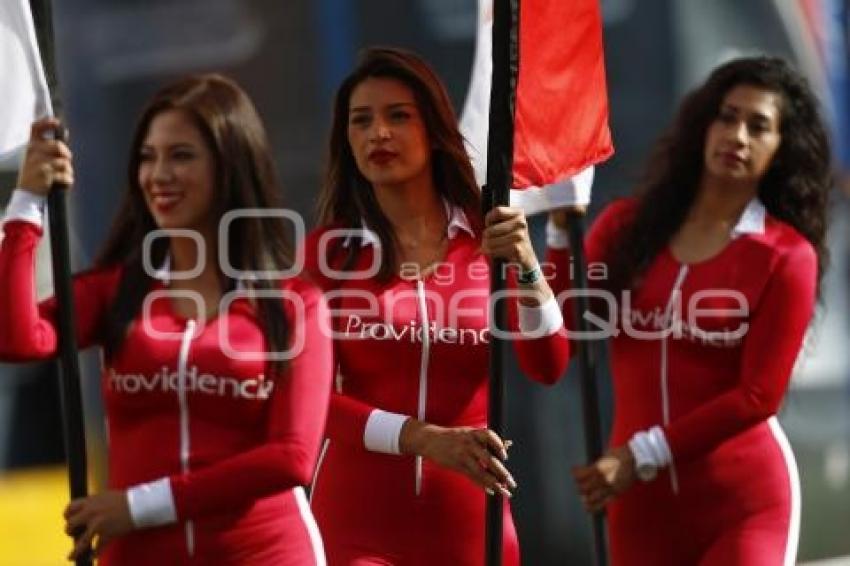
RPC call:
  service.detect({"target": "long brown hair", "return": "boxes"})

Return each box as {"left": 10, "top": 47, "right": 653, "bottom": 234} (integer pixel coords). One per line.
{"left": 605, "top": 56, "right": 832, "bottom": 297}
{"left": 96, "top": 74, "right": 292, "bottom": 371}
{"left": 317, "top": 46, "right": 481, "bottom": 280}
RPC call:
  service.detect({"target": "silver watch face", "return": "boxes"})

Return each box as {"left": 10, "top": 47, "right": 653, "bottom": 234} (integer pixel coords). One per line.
{"left": 636, "top": 463, "right": 657, "bottom": 482}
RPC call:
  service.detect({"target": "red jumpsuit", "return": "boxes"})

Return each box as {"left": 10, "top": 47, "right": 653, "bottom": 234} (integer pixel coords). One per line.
{"left": 0, "top": 218, "right": 333, "bottom": 565}
{"left": 548, "top": 198, "right": 812, "bottom": 565}
{"left": 303, "top": 209, "right": 570, "bottom": 566}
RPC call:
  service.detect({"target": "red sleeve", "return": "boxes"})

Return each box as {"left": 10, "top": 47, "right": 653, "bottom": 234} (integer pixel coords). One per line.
{"left": 507, "top": 272, "right": 570, "bottom": 385}
{"left": 664, "top": 240, "right": 817, "bottom": 462}
{"left": 169, "top": 282, "right": 334, "bottom": 519}
{"left": 319, "top": 316, "right": 570, "bottom": 446}
{"left": 301, "top": 227, "right": 376, "bottom": 449}
{"left": 0, "top": 220, "right": 117, "bottom": 360}
{"left": 302, "top": 226, "right": 340, "bottom": 292}
{"left": 323, "top": 391, "right": 377, "bottom": 448}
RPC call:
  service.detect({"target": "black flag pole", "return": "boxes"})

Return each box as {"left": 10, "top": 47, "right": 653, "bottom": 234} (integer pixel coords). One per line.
{"left": 29, "top": 1, "right": 92, "bottom": 564}
{"left": 484, "top": 1, "right": 519, "bottom": 565}
{"left": 47, "top": 155, "right": 92, "bottom": 566}
{"left": 565, "top": 209, "right": 609, "bottom": 566}
{"left": 481, "top": 0, "right": 610, "bottom": 563}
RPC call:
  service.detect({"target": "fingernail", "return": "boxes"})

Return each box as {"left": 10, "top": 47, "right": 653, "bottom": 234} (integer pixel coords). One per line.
{"left": 505, "top": 440, "right": 513, "bottom": 449}
{"left": 499, "top": 486, "right": 513, "bottom": 498}
{"left": 485, "top": 487, "right": 495, "bottom": 496}
{"left": 507, "top": 475, "right": 518, "bottom": 489}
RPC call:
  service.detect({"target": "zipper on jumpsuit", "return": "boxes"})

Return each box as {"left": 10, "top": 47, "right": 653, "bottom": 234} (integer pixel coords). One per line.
{"left": 661, "top": 265, "right": 688, "bottom": 494}
{"left": 414, "top": 279, "right": 431, "bottom": 496}
{"left": 177, "top": 319, "right": 196, "bottom": 556}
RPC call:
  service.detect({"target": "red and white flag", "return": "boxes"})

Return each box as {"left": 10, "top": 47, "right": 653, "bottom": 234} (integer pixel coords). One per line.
{"left": 0, "top": 0, "right": 53, "bottom": 171}
{"left": 460, "top": 0, "right": 613, "bottom": 214}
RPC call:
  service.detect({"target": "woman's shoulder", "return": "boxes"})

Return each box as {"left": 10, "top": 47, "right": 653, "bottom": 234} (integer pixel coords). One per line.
{"left": 597, "top": 196, "right": 639, "bottom": 220}
{"left": 278, "top": 274, "right": 324, "bottom": 302}
{"left": 587, "top": 196, "right": 639, "bottom": 241}
{"left": 302, "top": 223, "right": 348, "bottom": 290}
{"left": 273, "top": 276, "right": 327, "bottom": 326}
{"left": 761, "top": 214, "right": 817, "bottom": 263}
{"left": 303, "top": 223, "right": 351, "bottom": 264}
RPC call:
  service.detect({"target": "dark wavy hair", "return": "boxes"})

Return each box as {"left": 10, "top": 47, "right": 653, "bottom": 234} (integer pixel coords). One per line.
{"left": 316, "top": 46, "right": 482, "bottom": 280}
{"left": 605, "top": 56, "right": 832, "bottom": 297}
{"left": 95, "top": 74, "right": 292, "bottom": 372}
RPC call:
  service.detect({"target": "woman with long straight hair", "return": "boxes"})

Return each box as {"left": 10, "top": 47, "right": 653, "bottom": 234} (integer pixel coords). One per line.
{"left": 0, "top": 74, "right": 332, "bottom": 564}
{"left": 304, "top": 47, "right": 570, "bottom": 565}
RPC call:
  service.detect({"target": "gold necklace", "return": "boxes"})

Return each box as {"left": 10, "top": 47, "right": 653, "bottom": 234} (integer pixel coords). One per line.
{"left": 396, "top": 220, "right": 449, "bottom": 278}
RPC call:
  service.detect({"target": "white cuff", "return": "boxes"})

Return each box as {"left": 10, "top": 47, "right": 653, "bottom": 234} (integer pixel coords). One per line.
{"left": 546, "top": 218, "right": 569, "bottom": 250}
{"left": 518, "top": 294, "right": 563, "bottom": 338}
{"left": 4, "top": 189, "right": 45, "bottom": 228}
{"left": 126, "top": 477, "right": 178, "bottom": 529}
{"left": 628, "top": 426, "right": 672, "bottom": 469}
{"left": 364, "top": 409, "right": 409, "bottom": 455}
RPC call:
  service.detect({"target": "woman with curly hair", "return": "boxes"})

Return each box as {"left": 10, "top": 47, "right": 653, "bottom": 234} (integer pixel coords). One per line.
{"left": 548, "top": 56, "right": 832, "bottom": 564}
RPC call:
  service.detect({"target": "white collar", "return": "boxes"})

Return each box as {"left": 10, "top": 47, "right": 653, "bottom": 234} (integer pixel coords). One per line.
{"left": 342, "top": 200, "right": 476, "bottom": 248}
{"left": 731, "top": 198, "right": 766, "bottom": 238}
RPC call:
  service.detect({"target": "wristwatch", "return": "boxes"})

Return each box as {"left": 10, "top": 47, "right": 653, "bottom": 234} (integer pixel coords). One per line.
{"left": 629, "top": 439, "right": 658, "bottom": 482}
{"left": 635, "top": 459, "right": 658, "bottom": 482}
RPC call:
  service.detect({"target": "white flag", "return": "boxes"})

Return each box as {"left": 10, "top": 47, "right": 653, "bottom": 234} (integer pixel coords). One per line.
{"left": 0, "top": 0, "right": 53, "bottom": 171}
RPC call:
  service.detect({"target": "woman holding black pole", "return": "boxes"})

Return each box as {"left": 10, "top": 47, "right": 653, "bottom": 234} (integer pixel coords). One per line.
{"left": 303, "top": 47, "right": 570, "bottom": 565}
{"left": 548, "top": 56, "right": 831, "bottom": 565}
{"left": 0, "top": 74, "right": 332, "bottom": 564}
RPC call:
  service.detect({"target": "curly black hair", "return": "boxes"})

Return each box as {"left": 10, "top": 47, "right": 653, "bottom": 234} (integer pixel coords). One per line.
{"left": 604, "top": 56, "right": 832, "bottom": 297}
